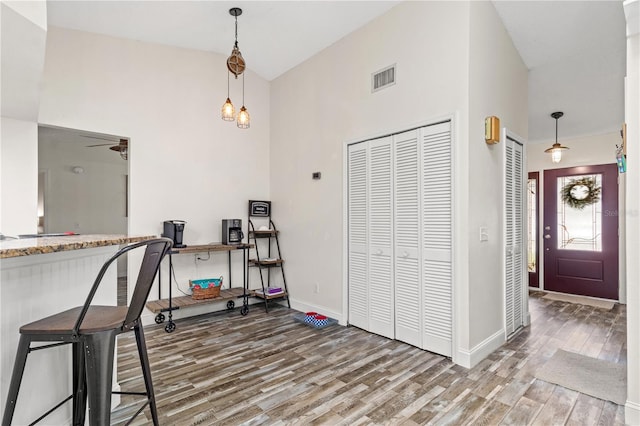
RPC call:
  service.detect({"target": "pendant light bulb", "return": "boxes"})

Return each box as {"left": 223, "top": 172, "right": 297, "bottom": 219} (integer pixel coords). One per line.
{"left": 221, "top": 71, "right": 235, "bottom": 121}
{"left": 237, "top": 106, "right": 250, "bottom": 129}
{"left": 237, "top": 73, "right": 250, "bottom": 129}
{"left": 221, "top": 98, "right": 235, "bottom": 121}
{"left": 551, "top": 146, "right": 563, "bottom": 163}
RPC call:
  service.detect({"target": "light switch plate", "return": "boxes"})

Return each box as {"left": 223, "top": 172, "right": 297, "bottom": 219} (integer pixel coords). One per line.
{"left": 480, "top": 227, "right": 489, "bottom": 242}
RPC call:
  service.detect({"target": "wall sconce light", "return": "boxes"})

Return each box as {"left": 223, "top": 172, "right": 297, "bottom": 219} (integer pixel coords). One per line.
{"left": 485, "top": 116, "right": 500, "bottom": 144}
{"left": 544, "top": 111, "right": 569, "bottom": 163}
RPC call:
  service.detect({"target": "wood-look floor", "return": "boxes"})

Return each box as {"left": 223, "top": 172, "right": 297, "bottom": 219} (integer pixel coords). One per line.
{"left": 112, "top": 292, "right": 627, "bottom": 425}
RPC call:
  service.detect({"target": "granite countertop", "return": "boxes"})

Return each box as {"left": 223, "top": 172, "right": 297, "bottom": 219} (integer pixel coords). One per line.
{"left": 0, "top": 234, "right": 156, "bottom": 259}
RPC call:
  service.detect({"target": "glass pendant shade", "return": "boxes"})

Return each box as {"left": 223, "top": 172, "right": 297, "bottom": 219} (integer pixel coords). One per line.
{"left": 237, "top": 106, "right": 250, "bottom": 129}
{"left": 221, "top": 97, "right": 235, "bottom": 121}
{"left": 545, "top": 142, "right": 568, "bottom": 163}
{"left": 545, "top": 111, "right": 568, "bottom": 163}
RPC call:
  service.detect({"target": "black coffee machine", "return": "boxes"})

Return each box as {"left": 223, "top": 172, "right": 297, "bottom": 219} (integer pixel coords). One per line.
{"left": 222, "top": 219, "right": 243, "bottom": 244}
{"left": 163, "top": 220, "right": 186, "bottom": 248}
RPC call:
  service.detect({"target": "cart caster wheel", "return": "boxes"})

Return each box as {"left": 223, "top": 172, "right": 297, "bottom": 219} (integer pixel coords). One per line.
{"left": 227, "top": 300, "right": 235, "bottom": 310}
{"left": 155, "top": 313, "right": 165, "bottom": 324}
{"left": 241, "top": 305, "right": 249, "bottom": 316}
{"left": 165, "top": 322, "right": 176, "bottom": 333}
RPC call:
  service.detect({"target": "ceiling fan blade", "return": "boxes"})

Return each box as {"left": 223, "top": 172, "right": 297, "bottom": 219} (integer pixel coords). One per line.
{"left": 86, "top": 143, "right": 116, "bottom": 147}
{"left": 80, "top": 134, "right": 120, "bottom": 142}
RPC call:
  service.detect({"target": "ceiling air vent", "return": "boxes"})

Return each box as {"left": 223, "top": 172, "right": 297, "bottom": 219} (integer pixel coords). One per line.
{"left": 371, "top": 64, "right": 396, "bottom": 93}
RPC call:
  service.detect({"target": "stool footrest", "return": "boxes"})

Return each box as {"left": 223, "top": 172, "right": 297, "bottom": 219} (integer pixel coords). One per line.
{"left": 29, "top": 394, "right": 73, "bottom": 426}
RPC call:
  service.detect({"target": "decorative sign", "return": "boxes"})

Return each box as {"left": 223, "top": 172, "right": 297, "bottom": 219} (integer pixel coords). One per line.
{"left": 249, "top": 200, "right": 271, "bottom": 217}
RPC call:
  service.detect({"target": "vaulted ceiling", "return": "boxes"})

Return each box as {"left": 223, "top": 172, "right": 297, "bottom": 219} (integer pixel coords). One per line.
{"left": 46, "top": 1, "right": 627, "bottom": 145}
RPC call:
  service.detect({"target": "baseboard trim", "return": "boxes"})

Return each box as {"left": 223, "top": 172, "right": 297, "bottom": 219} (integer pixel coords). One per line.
{"left": 626, "top": 400, "right": 640, "bottom": 425}
{"left": 456, "top": 329, "right": 505, "bottom": 369}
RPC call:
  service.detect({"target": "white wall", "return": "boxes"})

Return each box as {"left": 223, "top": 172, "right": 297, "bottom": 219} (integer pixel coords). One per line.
{"left": 467, "top": 1, "right": 529, "bottom": 360}
{"left": 271, "top": 1, "right": 527, "bottom": 367}
{"left": 0, "top": 118, "right": 38, "bottom": 236}
{"left": 38, "top": 27, "right": 271, "bottom": 303}
{"left": 270, "top": 0, "right": 470, "bottom": 322}
{"left": 0, "top": 1, "right": 47, "bottom": 237}
{"left": 624, "top": 15, "right": 639, "bottom": 423}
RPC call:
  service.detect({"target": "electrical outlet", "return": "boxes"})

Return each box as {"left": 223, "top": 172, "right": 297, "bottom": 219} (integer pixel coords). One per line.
{"left": 314, "top": 283, "right": 320, "bottom": 293}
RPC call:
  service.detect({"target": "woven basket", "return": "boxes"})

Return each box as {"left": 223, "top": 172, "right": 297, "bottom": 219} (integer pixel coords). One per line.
{"left": 190, "top": 277, "right": 223, "bottom": 300}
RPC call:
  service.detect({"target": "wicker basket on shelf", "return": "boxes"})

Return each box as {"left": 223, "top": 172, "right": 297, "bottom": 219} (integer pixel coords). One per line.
{"left": 190, "top": 277, "right": 223, "bottom": 300}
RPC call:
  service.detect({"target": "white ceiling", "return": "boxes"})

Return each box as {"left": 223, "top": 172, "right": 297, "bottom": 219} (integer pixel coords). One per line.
{"left": 492, "top": 1, "right": 626, "bottom": 144}
{"left": 46, "top": 0, "right": 628, "bottom": 144}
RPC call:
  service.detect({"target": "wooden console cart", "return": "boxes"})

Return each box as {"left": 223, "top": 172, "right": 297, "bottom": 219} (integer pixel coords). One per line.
{"left": 145, "top": 243, "right": 253, "bottom": 333}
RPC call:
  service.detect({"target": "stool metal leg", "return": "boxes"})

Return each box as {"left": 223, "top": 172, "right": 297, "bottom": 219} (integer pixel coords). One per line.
{"left": 72, "top": 341, "right": 87, "bottom": 425}
{"left": 2, "top": 335, "right": 31, "bottom": 426}
{"left": 83, "top": 330, "right": 116, "bottom": 426}
{"left": 135, "top": 324, "right": 159, "bottom": 425}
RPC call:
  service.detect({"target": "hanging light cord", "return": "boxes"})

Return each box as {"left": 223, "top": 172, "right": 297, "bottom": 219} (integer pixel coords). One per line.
{"left": 227, "top": 70, "right": 230, "bottom": 98}
{"left": 242, "top": 73, "right": 245, "bottom": 105}
{"left": 234, "top": 13, "right": 239, "bottom": 49}
{"left": 555, "top": 116, "right": 558, "bottom": 143}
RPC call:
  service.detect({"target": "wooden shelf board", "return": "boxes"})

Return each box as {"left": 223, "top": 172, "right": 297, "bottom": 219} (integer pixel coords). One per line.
{"left": 145, "top": 287, "right": 247, "bottom": 313}
{"left": 252, "top": 290, "right": 288, "bottom": 300}
{"left": 171, "top": 243, "right": 253, "bottom": 255}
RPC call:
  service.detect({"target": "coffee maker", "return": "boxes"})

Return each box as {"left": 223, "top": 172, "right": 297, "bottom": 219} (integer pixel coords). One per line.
{"left": 222, "top": 219, "right": 243, "bottom": 244}
{"left": 162, "top": 220, "right": 186, "bottom": 248}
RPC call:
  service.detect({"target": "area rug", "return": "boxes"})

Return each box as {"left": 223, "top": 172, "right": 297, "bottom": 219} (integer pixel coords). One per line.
{"left": 535, "top": 349, "right": 626, "bottom": 405}
{"left": 541, "top": 292, "right": 615, "bottom": 310}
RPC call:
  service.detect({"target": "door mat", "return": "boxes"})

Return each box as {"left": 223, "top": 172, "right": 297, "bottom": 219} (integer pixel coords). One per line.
{"left": 541, "top": 292, "right": 615, "bottom": 310}
{"left": 535, "top": 349, "right": 626, "bottom": 405}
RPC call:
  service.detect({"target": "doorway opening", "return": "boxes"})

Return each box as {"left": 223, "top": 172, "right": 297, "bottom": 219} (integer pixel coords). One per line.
{"left": 38, "top": 125, "right": 130, "bottom": 305}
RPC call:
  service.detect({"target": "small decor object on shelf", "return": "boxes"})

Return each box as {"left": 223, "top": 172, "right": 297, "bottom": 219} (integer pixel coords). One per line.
{"left": 190, "top": 277, "right": 223, "bottom": 300}
{"left": 561, "top": 177, "right": 601, "bottom": 210}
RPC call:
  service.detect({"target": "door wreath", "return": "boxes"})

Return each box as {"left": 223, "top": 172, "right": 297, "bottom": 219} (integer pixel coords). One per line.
{"left": 561, "top": 177, "right": 601, "bottom": 210}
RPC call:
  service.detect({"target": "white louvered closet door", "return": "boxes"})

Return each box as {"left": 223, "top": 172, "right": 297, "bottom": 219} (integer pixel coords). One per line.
{"left": 348, "top": 142, "right": 369, "bottom": 330}
{"left": 368, "top": 137, "right": 394, "bottom": 338}
{"left": 393, "top": 129, "right": 422, "bottom": 347}
{"left": 421, "top": 122, "right": 453, "bottom": 356}
{"left": 505, "top": 137, "right": 524, "bottom": 338}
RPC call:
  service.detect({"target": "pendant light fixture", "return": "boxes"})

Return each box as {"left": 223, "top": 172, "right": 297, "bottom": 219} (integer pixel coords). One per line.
{"left": 221, "top": 71, "right": 235, "bottom": 121}
{"left": 220, "top": 7, "right": 250, "bottom": 129}
{"left": 545, "top": 111, "right": 569, "bottom": 163}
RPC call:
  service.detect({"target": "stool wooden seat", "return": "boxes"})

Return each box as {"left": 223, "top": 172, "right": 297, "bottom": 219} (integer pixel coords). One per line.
{"left": 2, "top": 238, "right": 172, "bottom": 426}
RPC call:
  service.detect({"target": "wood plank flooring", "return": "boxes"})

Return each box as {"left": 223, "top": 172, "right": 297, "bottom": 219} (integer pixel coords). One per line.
{"left": 111, "top": 291, "right": 626, "bottom": 425}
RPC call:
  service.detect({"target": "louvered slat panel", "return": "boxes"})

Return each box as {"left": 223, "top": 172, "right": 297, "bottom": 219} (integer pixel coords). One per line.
{"left": 368, "top": 137, "right": 394, "bottom": 338}
{"left": 348, "top": 143, "right": 368, "bottom": 329}
{"left": 505, "top": 142, "right": 515, "bottom": 335}
{"left": 393, "top": 130, "right": 421, "bottom": 347}
{"left": 505, "top": 139, "right": 525, "bottom": 338}
{"left": 423, "top": 259, "right": 452, "bottom": 355}
{"left": 513, "top": 143, "right": 524, "bottom": 330}
{"left": 422, "top": 121, "right": 452, "bottom": 356}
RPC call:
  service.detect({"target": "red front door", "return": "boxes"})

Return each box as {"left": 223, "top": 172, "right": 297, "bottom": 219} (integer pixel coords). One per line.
{"left": 543, "top": 164, "right": 619, "bottom": 300}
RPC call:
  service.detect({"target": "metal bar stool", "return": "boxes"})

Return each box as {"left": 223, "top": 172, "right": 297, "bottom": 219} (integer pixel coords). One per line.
{"left": 2, "top": 238, "right": 172, "bottom": 426}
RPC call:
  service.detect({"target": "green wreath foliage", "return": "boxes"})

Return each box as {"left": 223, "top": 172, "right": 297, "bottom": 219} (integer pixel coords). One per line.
{"left": 561, "top": 177, "right": 601, "bottom": 210}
